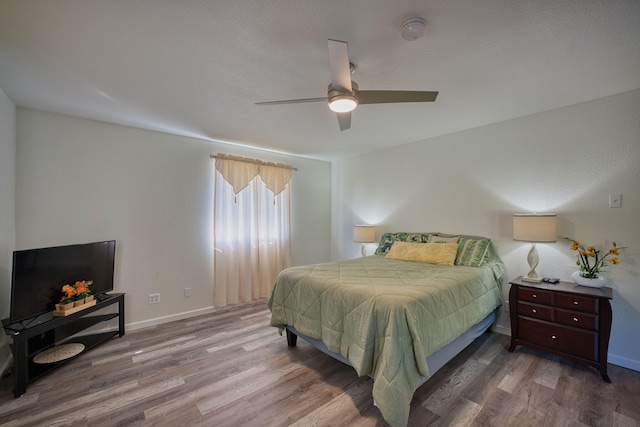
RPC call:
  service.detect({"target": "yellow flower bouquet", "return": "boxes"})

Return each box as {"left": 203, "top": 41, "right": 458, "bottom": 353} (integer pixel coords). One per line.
{"left": 566, "top": 238, "right": 620, "bottom": 279}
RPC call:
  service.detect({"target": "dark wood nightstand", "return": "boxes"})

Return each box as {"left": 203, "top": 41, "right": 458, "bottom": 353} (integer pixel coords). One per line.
{"left": 508, "top": 276, "right": 612, "bottom": 382}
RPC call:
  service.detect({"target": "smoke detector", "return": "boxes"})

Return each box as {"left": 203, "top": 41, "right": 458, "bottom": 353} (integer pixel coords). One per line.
{"left": 401, "top": 17, "right": 427, "bottom": 41}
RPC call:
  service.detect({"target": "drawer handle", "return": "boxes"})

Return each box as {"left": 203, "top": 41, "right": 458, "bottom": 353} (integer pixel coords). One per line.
{"left": 573, "top": 317, "right": 579, "bottom": 322}
{"left": 532, "top": 309, "right": 537, "bottom": 313}
{"left": 573, "top": 301, "right": 579, "bottom": 305}
{"left": 532, "top": 294, "right": 537, "bottom": 298}
{"left": 551, "top": 335, "right": 557, "bottom": 339}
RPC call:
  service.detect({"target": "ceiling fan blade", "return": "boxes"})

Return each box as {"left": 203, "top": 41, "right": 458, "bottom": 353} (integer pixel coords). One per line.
{"left": 336, "top": 112, "right": 351, "bottom": 131}
{"left": 256, "top": 97, "right": 328, "bottom": 106}
{"left": 328, "top": 39, "right": 352, "bottom": 92}
{"left": 358, "top": 90, "right": 439, "bottom": 104}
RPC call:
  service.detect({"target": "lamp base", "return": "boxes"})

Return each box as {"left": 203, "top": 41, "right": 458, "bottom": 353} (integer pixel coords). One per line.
{"left": 523, "top": 243, "right": 542, "bottom": 283}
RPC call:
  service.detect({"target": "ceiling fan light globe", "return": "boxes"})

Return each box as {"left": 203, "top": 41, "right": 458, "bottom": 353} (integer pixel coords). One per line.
{"left": 328, "top": 96, "right": 357, "bottom": 113}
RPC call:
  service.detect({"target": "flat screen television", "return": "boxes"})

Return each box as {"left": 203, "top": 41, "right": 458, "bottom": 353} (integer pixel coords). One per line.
{"left": 9, "top": 240, "right": 116, "bottom": 325}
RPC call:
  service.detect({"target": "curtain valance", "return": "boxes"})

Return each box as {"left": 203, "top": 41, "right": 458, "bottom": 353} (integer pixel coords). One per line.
{"left": 212, "top": 153, "right": 295, "bottom": 196}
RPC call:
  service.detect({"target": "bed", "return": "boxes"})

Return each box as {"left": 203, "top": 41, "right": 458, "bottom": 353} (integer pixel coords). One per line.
{"left": 268, "top": 232, "right": 505, "bottom": 427}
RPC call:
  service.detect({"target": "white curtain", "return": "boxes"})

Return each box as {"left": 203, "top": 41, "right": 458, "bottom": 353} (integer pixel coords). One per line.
{"left": 213, "top": 155, "right": 292, "bottom": 307}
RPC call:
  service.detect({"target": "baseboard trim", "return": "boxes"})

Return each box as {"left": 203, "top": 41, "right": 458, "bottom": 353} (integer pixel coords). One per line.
{"left": 124, "top": 304, "right": 640, "bottom": 373}
{"left": 608, "top": 354, "right": 640, "bottom": 373}
{"left": 491, "top": 323, "right": 510, "bottom": 336}
{"left": 0, "top": 353, "right": 12, "bottom": 379}
{"left": 126, "top": 305, "right": 220, "bottom": 331}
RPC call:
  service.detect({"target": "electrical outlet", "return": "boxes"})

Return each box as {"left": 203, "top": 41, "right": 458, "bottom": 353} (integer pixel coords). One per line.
{"left": 184, "top": 287, "right": 192, "bottom": 298}
{"left": 148, "top": 293, "right": 160, "bottom": 304}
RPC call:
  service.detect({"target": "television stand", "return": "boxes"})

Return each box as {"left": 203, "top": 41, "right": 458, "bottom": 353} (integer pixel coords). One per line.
{"left": 2, "top": 293, "right": 125, "bottom": 398}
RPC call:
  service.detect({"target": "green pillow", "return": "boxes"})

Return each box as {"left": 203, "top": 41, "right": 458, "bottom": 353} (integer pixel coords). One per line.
{"left": 455, "top": 238, "right": 490, "bottom": 267}
{"left": 374, "top": 232, "right": 432, "bottom": 255}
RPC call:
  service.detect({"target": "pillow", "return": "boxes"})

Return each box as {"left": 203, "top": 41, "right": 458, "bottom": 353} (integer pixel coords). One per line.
{"left": 455, "top": 238, "right": 490, "bottom": 267}
{"left": 427, "top": 235, "right": 460, "bottom": 243}
{"left": 375, "top": 233, "right": 397, "bottom": 255}
{"left": 385, "top": 242, "right": 458, "bottom": 266}
{"left": 375, "top": 232, "right": 432, "bottom": 255}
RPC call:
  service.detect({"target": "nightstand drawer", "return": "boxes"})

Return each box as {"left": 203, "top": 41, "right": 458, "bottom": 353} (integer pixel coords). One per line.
{"left": 556, "top": 293, "right": 598, "bottom": 313}
{"left": 519, "top": 287, "right": 553, "bottom": 305}
{"left": 517, "top": 302, "right": 553, "bottom": 321}
{"left": 556, "top": 308, "right": 598, "bottom": 330}
{"left": 518, "top": 318, "right": 597, "bottom": 361}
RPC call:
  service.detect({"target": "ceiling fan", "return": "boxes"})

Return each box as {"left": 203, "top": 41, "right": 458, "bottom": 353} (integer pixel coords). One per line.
{"left": 256, "top": 39, "right": 439, "bottom": 131}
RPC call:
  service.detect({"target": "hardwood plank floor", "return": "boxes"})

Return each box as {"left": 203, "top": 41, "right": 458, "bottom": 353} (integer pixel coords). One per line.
{"left": 1, "top": 300, "right": 639, "bottom": 426}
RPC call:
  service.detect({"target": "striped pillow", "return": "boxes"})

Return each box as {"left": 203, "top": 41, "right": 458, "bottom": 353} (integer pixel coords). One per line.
{"left": 455, "top": 238, "right": 490, "bottom": 267}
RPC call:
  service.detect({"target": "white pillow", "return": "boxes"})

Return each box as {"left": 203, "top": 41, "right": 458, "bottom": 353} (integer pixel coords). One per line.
{"left": 427, "top": 235, "right": 460, "bottom": 244}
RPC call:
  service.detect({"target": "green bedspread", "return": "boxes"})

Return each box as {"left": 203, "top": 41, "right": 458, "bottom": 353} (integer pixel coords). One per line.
{"left": 268, "top": 251, "right": 503, "bottom": 427}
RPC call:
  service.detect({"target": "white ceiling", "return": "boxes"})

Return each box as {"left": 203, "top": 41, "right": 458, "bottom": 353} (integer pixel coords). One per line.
{"left": 1, "top": 1, "right": 639, "bottom": 161}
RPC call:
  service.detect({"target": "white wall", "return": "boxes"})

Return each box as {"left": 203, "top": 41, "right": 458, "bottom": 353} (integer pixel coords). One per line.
{"left": 15, "top": 109, "right": 331, "bottom": 328}
{"left": 0, "top": 89, "right": 16, "bottom": 374}
{"left": 332, "top": 89, "right": 640, "bottom": 371}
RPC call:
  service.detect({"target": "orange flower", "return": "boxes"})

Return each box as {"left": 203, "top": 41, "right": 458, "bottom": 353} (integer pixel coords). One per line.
{"left": 609, "top": 258, "right": 619, "bottom": 265}
{"left": 61, "top": 284, "right": 76, "bottom": 297}
{"left": 59, "top": 280, "right": 93, "bottom": 303}
{"left": 75, "top": 281, "right": 89, "bottom": 294}
{"left": 60, "top": 284, "right": 77, "bottom": 302}
{"left": 610, "top": 248, "right": 620, "bottom": 256}
{"left": 570, "top": 241, "right": 580, "bottom": 251}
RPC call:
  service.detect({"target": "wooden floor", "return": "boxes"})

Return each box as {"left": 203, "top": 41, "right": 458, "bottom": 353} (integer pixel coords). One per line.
{"left": 1, "top": 300, "right": 639, "bottom": 427}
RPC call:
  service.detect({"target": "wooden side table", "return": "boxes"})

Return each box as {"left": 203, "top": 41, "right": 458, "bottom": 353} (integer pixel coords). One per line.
{"left": 508, "top": 276, "right": 612, "bottom": 382}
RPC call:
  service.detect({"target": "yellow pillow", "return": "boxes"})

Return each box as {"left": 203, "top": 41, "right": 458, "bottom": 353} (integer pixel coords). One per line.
{"left": 384, "top": 242, "right": 458, "bottom": 266}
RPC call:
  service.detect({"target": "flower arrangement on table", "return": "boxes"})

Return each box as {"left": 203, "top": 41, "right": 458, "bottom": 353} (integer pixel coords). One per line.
{"left": 566, "top": 238, "right": 621, "bottom": 279}
{"left": 58, "top": 280, "right": 94, "bottom": 308}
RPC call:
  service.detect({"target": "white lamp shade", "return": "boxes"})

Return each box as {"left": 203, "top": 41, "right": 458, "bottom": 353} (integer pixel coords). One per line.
{"left": 513, "top": 213, "right": 557, "bottom": 242}
{"left": 353, "top": 225, "right": 376, "bottom": 243}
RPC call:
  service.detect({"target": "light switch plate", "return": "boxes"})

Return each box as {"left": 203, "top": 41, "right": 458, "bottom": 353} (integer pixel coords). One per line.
{"left": 609, "top": 194, "right": 621, "bottom": 208}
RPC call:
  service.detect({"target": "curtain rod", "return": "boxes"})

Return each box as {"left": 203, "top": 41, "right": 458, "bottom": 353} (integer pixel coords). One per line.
{"left": 210, "top": 153, "right": 298, "bottom": 171}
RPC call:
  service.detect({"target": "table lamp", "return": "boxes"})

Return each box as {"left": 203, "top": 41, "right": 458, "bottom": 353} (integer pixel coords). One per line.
{"left": 513, "top": 213, "right": 557, "bottom": 282}
{"left": 354, "top": 225, "right": 376, "bottom": 257}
